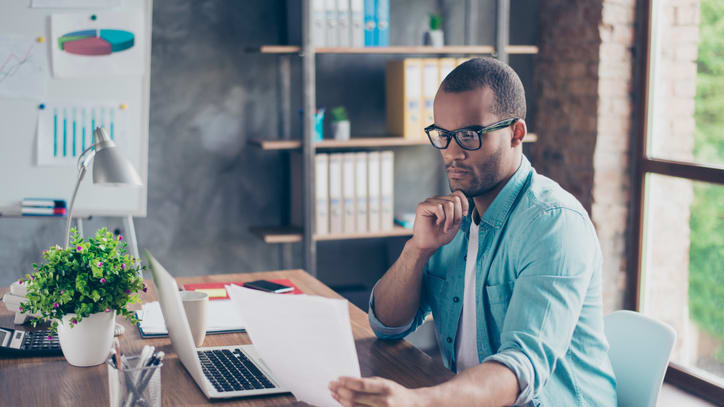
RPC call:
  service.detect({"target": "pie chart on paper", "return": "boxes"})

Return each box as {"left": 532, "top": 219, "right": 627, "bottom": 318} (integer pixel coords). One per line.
{"left": 57, "top": 29, "right": 135, "bottom": 56}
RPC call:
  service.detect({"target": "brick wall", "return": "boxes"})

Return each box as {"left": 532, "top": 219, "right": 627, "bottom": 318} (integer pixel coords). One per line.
{"left": 531, "top": 0, "right": 636, "bottom": 312}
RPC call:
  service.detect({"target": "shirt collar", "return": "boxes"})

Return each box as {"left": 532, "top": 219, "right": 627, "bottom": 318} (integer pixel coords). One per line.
{"left": 462, "top": 155, "right": 532, "bottom": 230}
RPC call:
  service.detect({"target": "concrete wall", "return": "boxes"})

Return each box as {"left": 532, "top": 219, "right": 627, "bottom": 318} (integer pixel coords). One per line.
{"left": 0, "top": 1, "right": 539, "bottom": 306}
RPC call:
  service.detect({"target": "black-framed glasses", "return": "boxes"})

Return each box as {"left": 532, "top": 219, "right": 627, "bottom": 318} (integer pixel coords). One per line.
{"left": 424, "top": 118, "right": 519, "bottom": 151}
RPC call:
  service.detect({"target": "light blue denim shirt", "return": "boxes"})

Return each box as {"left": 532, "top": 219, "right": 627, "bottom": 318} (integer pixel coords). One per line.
{"left": 369, "top": 155, "right": 617, "bottom": 406}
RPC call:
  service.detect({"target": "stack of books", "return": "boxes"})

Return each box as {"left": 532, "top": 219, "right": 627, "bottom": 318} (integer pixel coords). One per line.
{"left": 21, "top": 198, "right": 67, "bottom": 216}
{"left": 288, "top": 0, "right": 389, "bottom": 48}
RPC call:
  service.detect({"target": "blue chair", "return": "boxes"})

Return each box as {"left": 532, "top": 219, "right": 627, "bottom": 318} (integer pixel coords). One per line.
{"left": 604, "top": 310, "right": 677, "bottom": 407}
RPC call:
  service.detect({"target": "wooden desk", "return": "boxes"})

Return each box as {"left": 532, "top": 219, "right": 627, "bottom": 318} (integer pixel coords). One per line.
{"left": 0, "top": 269, "right": 452, "bottom": 406}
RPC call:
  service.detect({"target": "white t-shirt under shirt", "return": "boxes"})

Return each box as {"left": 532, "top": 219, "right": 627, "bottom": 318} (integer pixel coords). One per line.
{"left": 455, "top": 219, "right": 480, "bottom": 372}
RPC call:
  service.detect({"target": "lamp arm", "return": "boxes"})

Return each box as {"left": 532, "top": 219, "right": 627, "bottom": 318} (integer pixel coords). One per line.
{"left": 64, "top": 165, "right": 88, "bottom": 248}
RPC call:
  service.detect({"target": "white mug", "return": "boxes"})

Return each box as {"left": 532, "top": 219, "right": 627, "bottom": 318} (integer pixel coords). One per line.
{"left": 180, "top": 290, "right": 208, "bottom": 347}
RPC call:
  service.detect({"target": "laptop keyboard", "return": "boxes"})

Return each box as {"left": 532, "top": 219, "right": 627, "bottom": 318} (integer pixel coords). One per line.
{"left": 198, "top": 348, "right": 276, "bottom": 393}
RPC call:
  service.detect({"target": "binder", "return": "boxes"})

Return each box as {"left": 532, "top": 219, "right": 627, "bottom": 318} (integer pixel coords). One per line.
{"left": 342, "top": 153, "right": 357, "bottom": 233}
{"left": 325, "top": 0, "right": 338, "bottom": 47}
{"left": 350, "top": 0, "right": 364, "bottom": 47}
{"left": 363, "top": 0, "right": 376, "bottom": 46}
{"left": 336, "top": 0, "right": 351, "bottom": 47}
{"left": 438, "top": 57, "right": 456, "bottom": 86}
{"left": 376, "top": 0, "right": 389, "bottom": 46}
{"left": 386, "top": 58, "right": 424, "bottom": 139}
{"left": 312, "top": 0, "right": 327, "bottom": 46}
{"left": 315, "top": 154, "right": 330, "bottom": 235}
{"left": 354, "top": 152, "right": 369, "bottom": 232}
{"left": 329, "top": 153, "right": 344, "bottom": 234}
{"left": 367, "top": 151, "right": 381, "bottom": 232}
{"left": 380, "top": 151, "right": 394, "bottom": 230}
{"left": 422, "top": 58, "right": 439, "bottom": 129}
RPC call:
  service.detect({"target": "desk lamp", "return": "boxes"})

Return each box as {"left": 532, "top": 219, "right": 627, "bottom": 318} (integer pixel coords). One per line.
{"left": 64, "top": 127, "right": 142, "bottom": 248}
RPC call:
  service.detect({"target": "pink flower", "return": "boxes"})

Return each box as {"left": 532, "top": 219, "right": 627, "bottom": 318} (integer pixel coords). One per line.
{"left": 125, "top": 289, "right": 131, "bottom": 294}
{"left": 71, "top": 318, "right": 77, "bottom": 325}
{"left": 100, "top": 278, "right": 107, "bottom": 284}
{"left": 121, "top": 263, "right": 126, "bottom": 270}
{"left": 97, "top": 261, "right": 103, "bottom": 267}
{"left": 118, "top": 235, "right": 123, "bottom": 241}
{"left": 47, "top": 335, "right": 53, "bottom": 340}
{"left": 105, "top": 308, "right": 111, "bottom": 312}
{"left": 53, "top": 302, "right": 59, "bottom": 308}
{"left": 142, "top": 284, "right": 148, "bottom": 293}
{"left": 76, "top": 246, "right": 83, "bottom": 252}
{"left": 60, "top": 290, "right": 65, "bottom": 294}
{"left": 18, "top": 280, "right": 22, "bottom": 285}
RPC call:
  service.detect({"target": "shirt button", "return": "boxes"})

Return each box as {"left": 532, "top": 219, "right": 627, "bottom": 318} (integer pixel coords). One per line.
{"left": 453, "top": 296, "right": 460, "bottom": 303}
{"left": 446, "top": 337, "right": 452, "bottom": 343}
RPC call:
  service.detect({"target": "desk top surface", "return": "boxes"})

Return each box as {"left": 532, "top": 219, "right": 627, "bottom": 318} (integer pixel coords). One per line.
{"left": 0, "top": 269, "right": 452, "bottom": 406}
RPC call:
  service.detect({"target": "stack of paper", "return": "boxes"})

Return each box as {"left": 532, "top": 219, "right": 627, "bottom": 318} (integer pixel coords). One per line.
{"left": 136, "top": 300, "right": 245, "bottom": 336}
{"left": 227, "top": 284, "right": 360, "bottom": 407}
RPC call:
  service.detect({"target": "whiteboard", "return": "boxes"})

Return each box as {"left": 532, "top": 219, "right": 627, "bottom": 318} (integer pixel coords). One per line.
{"left": 0, "top": 0, "right": 151, "bottom": 217}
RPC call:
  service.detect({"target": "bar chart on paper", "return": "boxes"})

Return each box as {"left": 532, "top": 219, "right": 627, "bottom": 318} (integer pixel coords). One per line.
{"left": 36, "top": 102, "right": 127, "bottom": 167}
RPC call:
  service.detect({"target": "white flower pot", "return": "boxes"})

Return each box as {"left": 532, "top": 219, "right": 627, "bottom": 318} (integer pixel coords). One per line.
{"left": 57, "top": 311, "right": 116, "bottom": 367}
{"left": 331, "top": 120, "right": 350, "bottom": 141}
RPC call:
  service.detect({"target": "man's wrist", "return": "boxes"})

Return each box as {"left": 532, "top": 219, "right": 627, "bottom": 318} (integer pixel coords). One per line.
{"left": 405, "top": 238, "right": 436, "bottom": 261}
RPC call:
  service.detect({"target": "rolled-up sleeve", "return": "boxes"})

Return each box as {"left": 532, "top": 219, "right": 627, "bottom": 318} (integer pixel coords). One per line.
{"left": 492, "top": 208, "right": 599, "bottom": 404}
{"left": 368, "top": 280, "right": 430, "bottom": 340}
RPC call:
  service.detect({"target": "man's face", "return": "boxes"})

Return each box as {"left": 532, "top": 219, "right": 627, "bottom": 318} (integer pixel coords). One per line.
{"left": 433, "top": 87, "right": 516, "bottom": 198}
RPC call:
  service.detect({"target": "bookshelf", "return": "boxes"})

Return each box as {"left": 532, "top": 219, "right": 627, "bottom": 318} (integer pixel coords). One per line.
{"left": 249, "top": 0, "right": 536, "bottom": 276}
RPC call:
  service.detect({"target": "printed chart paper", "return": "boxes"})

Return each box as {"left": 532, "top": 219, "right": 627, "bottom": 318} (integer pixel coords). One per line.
{"left": 51, "top": 11, "right": 145, "bottom": 77}
{"left": 0, "top": 36, "right": 49, "bottom": 99}
{"left": 36, "top": 101, "right": 127, "bottom": 167}
{"left": 227, "top": 285, "right": 360, "bottom": 407}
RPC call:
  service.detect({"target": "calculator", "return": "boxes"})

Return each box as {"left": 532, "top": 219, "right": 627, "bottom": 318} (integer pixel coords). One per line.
{"left": 0, "top": 326, "right": 62, "bottom": 357}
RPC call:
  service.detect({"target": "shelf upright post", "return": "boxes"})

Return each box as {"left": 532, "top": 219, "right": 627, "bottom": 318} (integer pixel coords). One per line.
{"left": 496, "top": 0, "right": 510, "bottom": 64}
{"left": 302, "top": 0, "right": 318, "bottom": 276}
{"left": 277, "top": 54, "right": 294, "bottom": 269}
{"left": 464, "top": 0, "right": 479, "bottom": 46}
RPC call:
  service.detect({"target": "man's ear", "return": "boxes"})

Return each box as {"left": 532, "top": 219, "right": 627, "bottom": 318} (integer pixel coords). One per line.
{"left": 511, "top": 119, "right": 527, "bottom": 147}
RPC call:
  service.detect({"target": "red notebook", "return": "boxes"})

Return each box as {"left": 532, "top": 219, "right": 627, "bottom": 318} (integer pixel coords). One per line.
{"left": 182, "top": 279, "right": 303, "bottom": 300}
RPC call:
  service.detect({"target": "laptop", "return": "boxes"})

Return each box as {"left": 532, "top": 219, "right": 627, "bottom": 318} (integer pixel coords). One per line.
{"left": 145, "top": 251, "right": 288, "bottom": 399}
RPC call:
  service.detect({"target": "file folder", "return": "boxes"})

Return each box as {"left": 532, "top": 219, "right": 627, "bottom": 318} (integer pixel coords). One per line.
{"left": 376, "top": 0, "right": 389, "bottom": 46}
{"left": 422, "top": 58, "right": 439, "bottom": 128}
{"left": 367, "top": 151, "right": 381, "bottom": 232}
{"left": 363, "top": 0, "right": 376, "bottom": 46}
{"left": 386, "top": 58, "right": 424, "bottom": 139}
{"left": 325, "top": 0, "right": 338, "bottom": 47}
{"left": 350, "top": 0, "right": 365, "bottom": 47}
{"left": 380, "top": 151, "right": 394, "bottom": 230}
{"left": 438, "top": 58, "right": 456, "bottom": 88}
{"left": 316, "top": 154, "right": 330, "bottom": 235}
{"left": 336, "top": 0, "right": 351, "bottom": 47}
{"left": 354, "top": 152, "right": 368, "bottom": 232}
{"left": 342, "top": 153, "right": 357, "bottom": 233}
{"left": 329, "top": 153, "right": 344, "bottom": 234}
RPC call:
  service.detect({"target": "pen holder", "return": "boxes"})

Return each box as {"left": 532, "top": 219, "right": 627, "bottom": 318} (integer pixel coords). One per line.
{"left": 107, "top": 355, "right": 163, "bottom": 407}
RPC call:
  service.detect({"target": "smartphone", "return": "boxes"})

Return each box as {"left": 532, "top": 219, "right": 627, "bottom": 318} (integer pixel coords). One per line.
{"left": 243, "top": 280, "right": 293, "bottom": 294}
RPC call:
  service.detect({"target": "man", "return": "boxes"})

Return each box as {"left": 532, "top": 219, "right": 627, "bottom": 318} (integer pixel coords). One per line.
{"left": 329, "top": 57, "right": 617, "bottom": 406}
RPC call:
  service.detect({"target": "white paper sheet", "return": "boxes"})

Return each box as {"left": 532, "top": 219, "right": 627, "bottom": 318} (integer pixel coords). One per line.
{"left": 0, "top": 36, "right": 49, "bottom": 99}
{"left": 32, "top": 0, "right": 120, "bottom": 8}
{"left": 227, "top": 285, "right": 360, "bottom": 407}
{"left": 36, "top": 101, "right": 127, "bottom": 167}
{"left": 50, "top": 11, "right": 145, "bottom": 77}
{"left": 137, "top": 300, "right": 245, "bottom": 335}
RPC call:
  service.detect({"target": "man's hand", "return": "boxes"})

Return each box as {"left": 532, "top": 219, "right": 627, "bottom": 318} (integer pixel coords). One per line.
{"left": 329, "top": 376, "right": 427, "bottom": 407}
{"left": 410, "top": 190, "right": 470, "bottom": 254}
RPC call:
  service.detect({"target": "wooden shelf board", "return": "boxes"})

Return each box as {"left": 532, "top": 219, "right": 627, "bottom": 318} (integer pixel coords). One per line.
{"left": 251, "top": 45, "right": 537, "bottom": 55}
{"left": 250, "top": 225, "right": 413, "bottom": 243}
{"left": 250, "top": 133, "right": 537, "bottom": 151}
{"left": 252, "top": 45, "right": 496, "bottom": 55}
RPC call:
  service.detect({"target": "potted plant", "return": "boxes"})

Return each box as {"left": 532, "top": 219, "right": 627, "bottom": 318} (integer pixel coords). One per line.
{"left": 330, "top": 106, "right": 350, "bottom": 141}
{"left": 19, "top": 227, "right": 145, "bottom": 367}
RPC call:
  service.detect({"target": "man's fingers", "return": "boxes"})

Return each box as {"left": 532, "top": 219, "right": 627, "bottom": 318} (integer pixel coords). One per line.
{"left": 451, "top": 190, "right": 470, "bottom": 215}
{"left": 443, "top": 201, "right": 455, "bottom": 233}
{"left": 453, "top": 195, "right": 463, "bottom": 226}
{"left": 336, "top": 376, "right": 390, "bottom": 394}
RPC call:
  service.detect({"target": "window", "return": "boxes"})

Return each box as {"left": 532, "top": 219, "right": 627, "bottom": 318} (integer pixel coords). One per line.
{"left": 634, "top": 0, "right": 724, "bottom": 401}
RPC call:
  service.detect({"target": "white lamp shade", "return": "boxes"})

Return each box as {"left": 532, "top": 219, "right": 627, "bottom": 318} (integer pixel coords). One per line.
{"left": 91, "top": 127, "right": 142, "bottom": 186}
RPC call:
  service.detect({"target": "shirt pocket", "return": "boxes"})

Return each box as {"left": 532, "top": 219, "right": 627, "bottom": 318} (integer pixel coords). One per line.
{"left": 484, "top": 280, "right": 515, "bottom": 352}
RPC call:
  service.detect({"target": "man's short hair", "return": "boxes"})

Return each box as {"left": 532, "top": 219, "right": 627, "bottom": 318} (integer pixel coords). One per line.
{"left": 440, "top": 57, "right": 526, "bottom": 120}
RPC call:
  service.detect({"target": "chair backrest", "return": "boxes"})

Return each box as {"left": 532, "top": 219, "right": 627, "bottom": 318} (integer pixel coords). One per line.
{"left": 604, "top": 310, "right": 677, "bottom": 407}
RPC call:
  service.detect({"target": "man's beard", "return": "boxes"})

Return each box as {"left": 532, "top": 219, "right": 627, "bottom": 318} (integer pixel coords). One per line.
{"left": 446, "top": 151, "right": 504, "bottom": 198}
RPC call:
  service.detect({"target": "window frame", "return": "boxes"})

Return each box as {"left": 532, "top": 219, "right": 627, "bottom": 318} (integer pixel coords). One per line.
{"left": 631, "top": 0, "right": 724, "bottom": 403}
